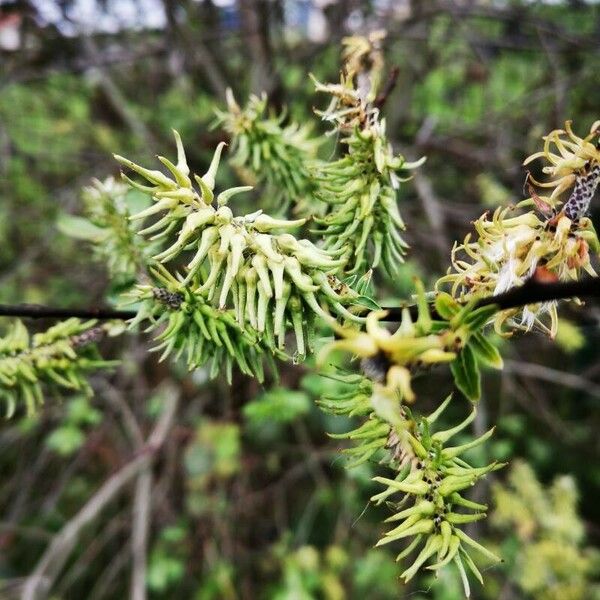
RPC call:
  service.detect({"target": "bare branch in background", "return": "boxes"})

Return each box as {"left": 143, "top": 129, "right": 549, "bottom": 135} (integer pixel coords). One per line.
{"left": 81, "top": 37, "right": 155, "bottom": 148}
{"left": 22, "top": 388, "right": 179, "bottom": 600}
{"left": 412, "top": 171, "right": 449, "bottom": 262}
{"left": 504, "top": 359, "right": 600, "bottom": 400}
{"left": 373, "top": 66, "right": 400, "bottom": 110}
{"left": 162, "top": 0, "right": 230, "bottom": 100}
{"left": 238, "top": 0, "right": 278, "bottom": 96}
{"left": 130, "top": 469, "right": 152, "bottom": 600}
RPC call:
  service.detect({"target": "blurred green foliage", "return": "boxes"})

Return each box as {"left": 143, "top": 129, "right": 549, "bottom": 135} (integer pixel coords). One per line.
{"left": 492, "top": 461, "right": 600, "bottom": 600}
{"left": 46, "top": 395, "right": 103, "bottom": 456}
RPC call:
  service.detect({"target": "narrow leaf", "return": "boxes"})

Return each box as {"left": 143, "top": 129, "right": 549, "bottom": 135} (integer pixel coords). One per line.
{"left": 470, "top": 333, "right": 503, "bottom": 369}
{"left": 450, "top": 344, "right": 481, "bottom": 402}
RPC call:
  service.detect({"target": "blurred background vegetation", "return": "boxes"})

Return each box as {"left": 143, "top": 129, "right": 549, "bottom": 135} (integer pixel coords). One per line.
{"left": 1, "top": 1, "right": 599, "bottom": 598}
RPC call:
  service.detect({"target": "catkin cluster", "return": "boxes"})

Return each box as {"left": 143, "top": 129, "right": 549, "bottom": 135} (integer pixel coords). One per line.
{"left": 438, "top": 121, "right": 600, "bottom": 337}
{"left": 81, "top": 177, "right": 152, "bottom": 279}
{"left": 311, "top": 68, "right": 423, "bottom": 278}
{"left": 123, "top": 265, "right": 283, "bottom": 382}
{"left": 319, "top": 280, "right": 502, "bottom": 406}
{"left": 371, "top": 398, "right": 502, "bottom": 594}
{"left": 116, "top": 132, "right": 368, "bottom": 366}
{"left": 214, "top": 90, "right": 320, "bottom": 215}
{"left": 492, "top": 461, "right": 600, "bottom": 600}
{"left": 318, "top": 375, "right": 502, "bottom": 595}
{"left": 0, "top": 319, "right": 114, "bottom": 417}
{"left": 317, "top": 279, "right": 506, "bottom": 592}
{"left": 524, "top": 120, "right": 600, "bottom": 219}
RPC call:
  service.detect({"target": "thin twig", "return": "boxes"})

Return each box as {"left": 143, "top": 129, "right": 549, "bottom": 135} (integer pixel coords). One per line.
{"left": 95, "top": 382, "right": 151, "bottom": 600}
{"left": 504, "top": 359, "right": 600, "bottom": 399}
{"left": 96, "top": 380, "right": 144, "bottom": 447}
{"left": 383, "top": 276, "right": 600, "bottom": 321}
{"left": 88, "top": 544, "right": 133, "bottom": 600}
{"left": 0, "top": 277, "right": 600, "bottom": 322}
{"left": 0, "top": 277, "right": 597, "bottom": 324}
{"left": 130, "top": 470, "right": 152, "bottom": 600}
{"left": 0, "top": 304, "right": 136, "bottom": 320}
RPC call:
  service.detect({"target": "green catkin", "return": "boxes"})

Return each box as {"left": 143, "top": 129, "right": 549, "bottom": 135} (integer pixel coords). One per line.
{"left": 310, "top": 74, "right": 424, "bottom": 278}
{"left": 214, "top": 90, "right": 322, "bottom": 216}
{"left": 60, "top": 177, "right": 154, "bottom": 281}
{"left": 320, "top": 370, "right": 502, "bottom": 596}
{"left": 0, "top": 319, "right": 115, "bottom": 417}
{"left": 116, "top": 132, "right": 375, "bottom": 376}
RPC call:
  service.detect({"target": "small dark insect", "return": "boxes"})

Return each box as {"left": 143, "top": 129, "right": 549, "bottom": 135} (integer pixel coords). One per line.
{"left": 152, "top": 287, "right": 184, "bottom": 310}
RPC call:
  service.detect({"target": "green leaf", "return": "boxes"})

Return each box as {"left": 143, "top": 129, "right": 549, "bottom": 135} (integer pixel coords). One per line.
{"left": 161, "top": 525, "right": 186, "bottom": 543}
{"left": 184, "top": 421, "right": 241, "bottom": 479}
{"left": 351, "top": 295, "right": 381, "bottom": 311}
{"left": 56, "top": 214, "right": 108, "bottom": 242}
{"left": 462, "top": 305, "right": 497, "bottom": 331}
{"left": 67, "top": 396, "right": 102, "bottom": 426}
{"left": 147, "top": 551, "right": 185, "bottom": 593}
{"left": 450, "top": 344, "right": 481, "bottom": 402}
{"left": 434, "top": 293, "right": 460, "bottom": 320}
{"left": 469, "top": 333, "right": 503, "bottom": 369}
{"left": 555, "top": 318, "right": 586, "bottom": 353}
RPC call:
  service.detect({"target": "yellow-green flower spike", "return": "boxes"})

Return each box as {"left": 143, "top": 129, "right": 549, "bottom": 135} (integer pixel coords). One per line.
{"left": 116, "top": 133, "right": 374, "bottom": 369}
{"left": 371, "top": 401, "right": 503, "bottom": 596}
{"left": 0, "top": 319, "right": 115, "bottom": 418}
{"left": 58, "top": 177, "right": 154, "bottom": 281}
{"left": 214, "top": 90, "right": 322, "bottom": 215}
{"left": 311, "top": 66, "right": 424, "bottom": 278}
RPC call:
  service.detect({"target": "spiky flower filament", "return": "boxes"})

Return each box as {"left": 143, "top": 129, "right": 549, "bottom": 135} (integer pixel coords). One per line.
{"left": 0, "top": 319, "right": 115, "bottom": 417}
{"left": 319, "top": 370, "right": 421, "bottom": 469}
{"left": 313, "top": 121, "right": 423, "bottom": 277}
{"left": 320, "top": 277, "right": 504, "bottom": 409}
{"left": 318, "top": 281, "right": 470, "bottom": 405}
{"left": 524, "top": 120, "right": 600, "bottom": 203}
{"left": 371, "top": 399, "right": 503, "bottom": 595}
{"left": 311, "top": 74, "right": 371, "bottom": 133}
{"left": 438, "top": 202, "right": 599, "bottom": 337}
{"left": 318, "top": 371, "right": 390, "bottom": 467}
{"left": 122, "top": 266, "right": 282, "bottom": 383}
{"left": 116, "top": 132, "right": 370, "bottom": 363}
{"left": 311, "top": 39, "right": 424, "bottom": 278}
{"left": 214, "top": 90, "right": 321, "bottom": 215}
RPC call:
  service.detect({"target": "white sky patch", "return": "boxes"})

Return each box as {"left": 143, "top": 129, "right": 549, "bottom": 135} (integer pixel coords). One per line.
{"left": 23, "top": 0, "right": 600, "bottom": 36}
{"left": 209, "top": 0, "right": 236, "bottom": 7}
{"left": 30, "top": 0, "right": 166, "bottom": 35}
